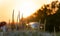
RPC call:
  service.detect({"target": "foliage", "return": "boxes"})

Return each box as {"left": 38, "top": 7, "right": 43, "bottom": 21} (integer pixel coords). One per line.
{"left": 0, "top": 21, "right": 6, "bottom": 27}
{"left": 24, "top": 0, "right": 60, "bottom": 32}
{"left": 35, "top": 0, "right": 60, "bottom": 32}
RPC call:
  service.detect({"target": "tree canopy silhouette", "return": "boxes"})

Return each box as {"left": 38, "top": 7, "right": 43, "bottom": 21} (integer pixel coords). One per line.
{"left": 0, "top": 21, "right": 6, "bottom": 27}
{"left": 24, "top": 1, "right": 60, "bottom": 32}
{"left": 34, "top": 0, "right": 60, "bottom": 32}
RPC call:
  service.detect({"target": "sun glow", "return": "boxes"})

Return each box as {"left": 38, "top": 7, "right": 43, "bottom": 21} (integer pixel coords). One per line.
{"left": 0, "top": 0, "right": 60, "bottom": 22}
{"left": 0, "top": 0, "right": 4, "bottom": 5}
{"left": 20, "top": 1, "right": 38, "bottom": 18}
{"left": 14, "top": 0, "right": 40, "bottom": 18}
{"left": 14, "top": 0, "right": 58, "bottom": 18}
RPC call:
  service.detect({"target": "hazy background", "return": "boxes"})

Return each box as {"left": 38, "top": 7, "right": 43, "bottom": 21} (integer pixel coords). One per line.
{"left": 0, "top": 0, "right": 58, "bottom": 22}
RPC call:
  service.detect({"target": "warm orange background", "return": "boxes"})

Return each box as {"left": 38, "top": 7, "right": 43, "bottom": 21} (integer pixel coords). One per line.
{"left": 0, "top": 0, "right": 59, "bottom": 22}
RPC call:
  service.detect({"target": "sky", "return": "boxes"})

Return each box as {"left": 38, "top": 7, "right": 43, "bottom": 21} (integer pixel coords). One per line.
{"left": 0, "top": 0, "right": 59, "bottom": 22}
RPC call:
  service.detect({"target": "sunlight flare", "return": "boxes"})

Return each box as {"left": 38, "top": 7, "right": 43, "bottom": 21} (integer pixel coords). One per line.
{"left": 0, "top": 0, "right": 60, "bottom": 22}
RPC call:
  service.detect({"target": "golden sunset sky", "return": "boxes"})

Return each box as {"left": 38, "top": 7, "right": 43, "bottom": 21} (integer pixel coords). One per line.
{"left": 0, "top": 0, "right": 59, "bottom": 22}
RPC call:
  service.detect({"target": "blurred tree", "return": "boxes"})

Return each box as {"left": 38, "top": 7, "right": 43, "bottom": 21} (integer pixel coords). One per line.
{"left": 23, "top": 0, "right": 60, "bottom": 32}
{"left": 0, "top": 21, "right": 6, "bottom": 27}
{"left": 35, "top": 0, "right": 60, "bottom": 32}
{"left": 45, "top": 1, "right": 60, "bottom": 32}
